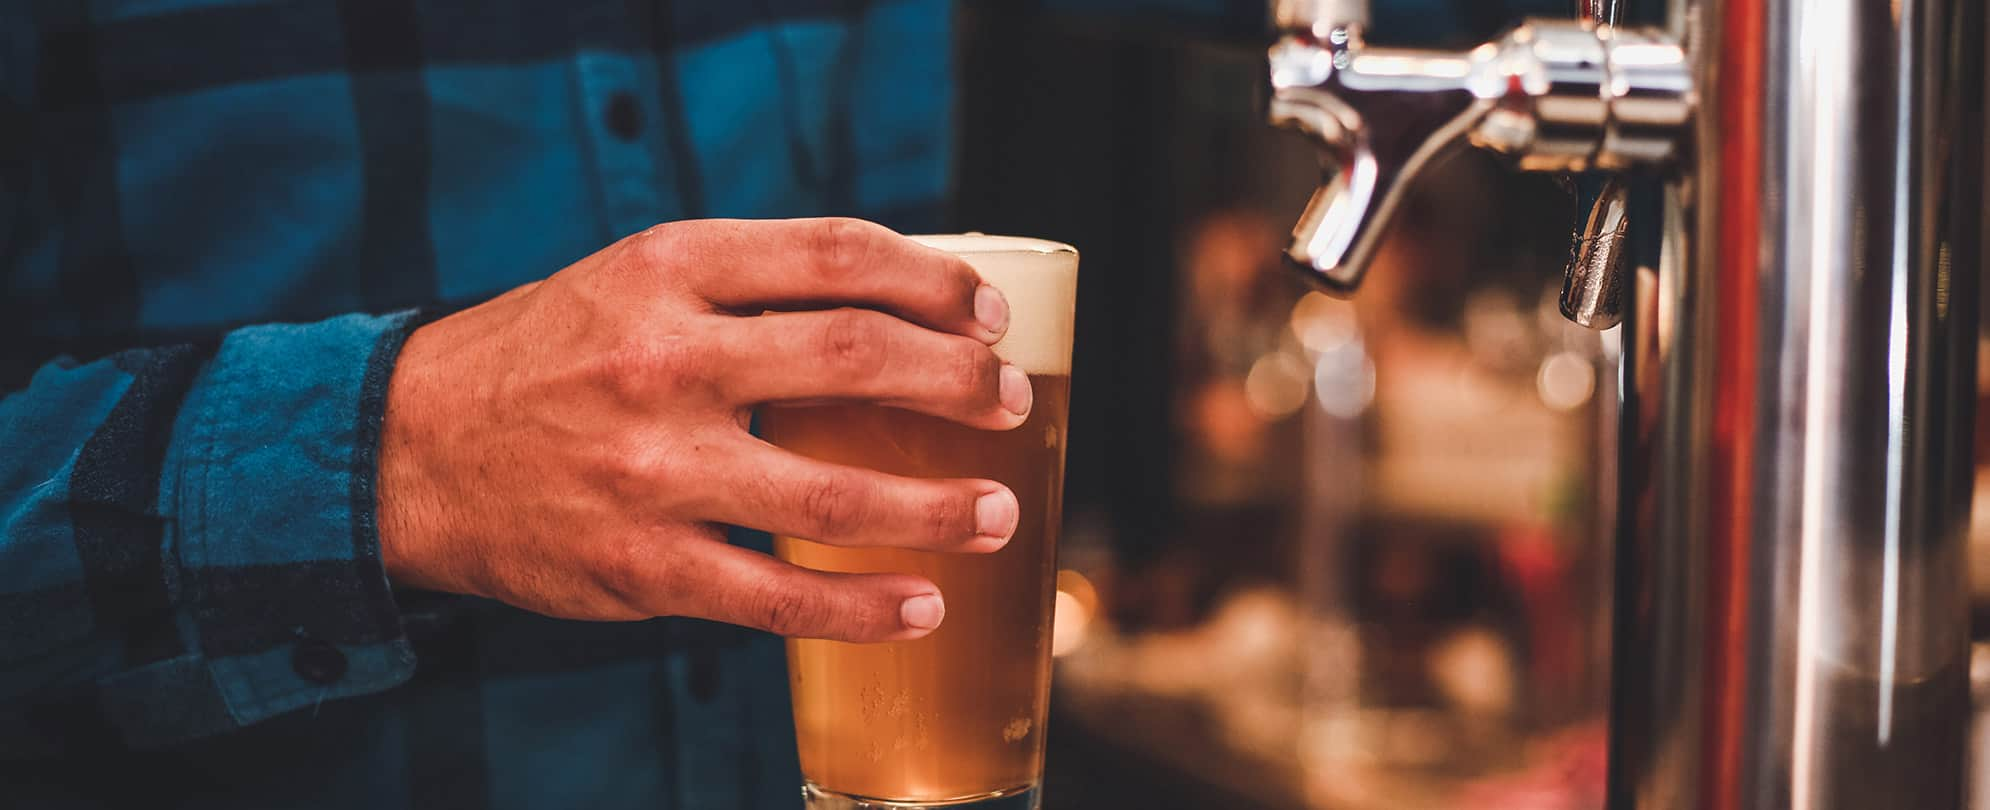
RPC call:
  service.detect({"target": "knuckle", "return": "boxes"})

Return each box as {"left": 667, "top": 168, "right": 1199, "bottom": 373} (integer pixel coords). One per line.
{"left": 605, "top": 332, "right": 723, "bottom": 399}
{"left": 593, "top": 535, "right": 658, "bottom": 606}
{"left": 814, "top": 310, "right": 888, "bottom": 378}
{"left": 923, "top": 489, "right": 977, "bottom": 541}
{"left": 795, "top": 471, "right": 869, "bottom": 540}
{"left": 932, "top": 259, "right": 981, "bottom": 316}
{"left": 601, "top": 338, "right": 656, "bottom": 381}
{"left": 647, "top": 334, "right": 718, "bottom": 377}
{"left": 596, "top": 532, "right": 707, "bottom": 619}
{"left": 754, "top": 578, "right": 822, "bottom": 637}
{"left": 626, "top": 222, "right": 685, "bottom": 266}
{"left": 808, "top": 218, "right": 883, "bottom": 282}
{"left": 944, "top": 342, "right": 998, "bottom": 396}
{"left": 599, "top": 440, "right": 672, "bottom": 499}
{"left": 597, "top": 342, "right": 659, "bottom": 402}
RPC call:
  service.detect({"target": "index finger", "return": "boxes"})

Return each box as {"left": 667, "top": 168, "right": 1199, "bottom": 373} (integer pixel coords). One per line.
{"left": 657, "top": 218, "right": 1008, "bottom": 343}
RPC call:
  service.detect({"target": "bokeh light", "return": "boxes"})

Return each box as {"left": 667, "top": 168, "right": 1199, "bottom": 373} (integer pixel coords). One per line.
{"left": 1536, "top": 351, "right": 1595, "bottom": 412}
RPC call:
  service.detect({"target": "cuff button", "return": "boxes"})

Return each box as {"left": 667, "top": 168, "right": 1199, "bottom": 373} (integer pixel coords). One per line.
{"left": 292, "top": 638, "right": 349, "bottom": 685}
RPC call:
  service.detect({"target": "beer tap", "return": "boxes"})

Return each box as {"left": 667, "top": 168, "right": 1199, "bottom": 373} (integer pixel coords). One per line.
{"left": 1269, "top": 0, "right": 1989, "bottom": 807}
{"left": 1267, "top": 0, "right": 1690, "bottom": 325}
{"left": 1560, "top": 0, "right": 1630, "bottom": 330}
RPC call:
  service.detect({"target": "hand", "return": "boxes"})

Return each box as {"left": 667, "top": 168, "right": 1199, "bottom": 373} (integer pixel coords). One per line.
{"left": 377, "top": 218, "right": 1033, "bottom": 643}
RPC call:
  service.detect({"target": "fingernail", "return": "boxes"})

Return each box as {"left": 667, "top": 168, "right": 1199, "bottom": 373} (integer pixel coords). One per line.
{"left": 976, "top": 489, "right": 1020, "bottom": 541}
{"left": 998, "top": 364, "right": 1032, "bottom": 416}
{"left": 975, "top": 285, "right": 1010, "bottom": 339}
{"left": 901, "top": 594, "right": 945, "bottom": 631}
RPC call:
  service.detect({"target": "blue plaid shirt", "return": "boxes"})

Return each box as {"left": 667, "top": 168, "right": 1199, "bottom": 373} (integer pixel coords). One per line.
{"left": 0, "top": 1, "right": 1538, "bottom": 807}
{"left": 0, "top": 1, "right": 1273, "bottom": 808}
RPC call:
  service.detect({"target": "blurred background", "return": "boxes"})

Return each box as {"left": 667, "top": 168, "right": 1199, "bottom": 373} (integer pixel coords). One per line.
{"left": 949, "top": 1, "right": 1990, "bottom": 808}
{"left": 947, "top": 2, "right": 1624, "bottom": 807}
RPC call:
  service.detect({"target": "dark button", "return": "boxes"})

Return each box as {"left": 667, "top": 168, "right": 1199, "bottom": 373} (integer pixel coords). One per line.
{"left": 687, "top": 647, "right": 721, "bottom": 704}
{"left": 292, "top": 638, "right": 348, "bottom": 685}
{"left": 605, "top": 92, "right": 643, "bottom": 141}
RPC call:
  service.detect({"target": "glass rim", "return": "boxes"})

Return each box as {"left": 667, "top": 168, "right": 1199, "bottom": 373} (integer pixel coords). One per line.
{"left": 908, "top": 233, "right": 1077, "bottom": 258}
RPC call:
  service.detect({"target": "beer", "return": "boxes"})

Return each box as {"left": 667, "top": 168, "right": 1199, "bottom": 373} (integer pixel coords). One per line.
{"left": 765, "top": 235, "right": 1078, "bottom": 806}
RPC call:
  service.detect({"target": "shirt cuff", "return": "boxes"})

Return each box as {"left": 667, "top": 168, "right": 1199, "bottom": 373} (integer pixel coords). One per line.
{"left": 168, "top": 310, "right": 429, "bottom": 728}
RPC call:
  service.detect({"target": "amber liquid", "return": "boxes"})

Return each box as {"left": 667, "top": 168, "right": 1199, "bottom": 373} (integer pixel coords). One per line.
{"left": 764, "top": 376, "right": 1070, "bottom": 802}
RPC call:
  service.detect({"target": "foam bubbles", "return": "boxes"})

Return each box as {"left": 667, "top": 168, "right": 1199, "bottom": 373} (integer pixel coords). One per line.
{"left": 911, "top": 234, "right": 1078, "bottom": 376}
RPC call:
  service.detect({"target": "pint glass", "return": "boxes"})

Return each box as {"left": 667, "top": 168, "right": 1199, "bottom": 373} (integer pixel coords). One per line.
{"left": 763, "top": 235, "right": 1078, "bottom": 810}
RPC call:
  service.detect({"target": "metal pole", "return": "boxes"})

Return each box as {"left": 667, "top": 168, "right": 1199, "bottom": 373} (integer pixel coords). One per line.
{"left": 1610, "top": 0, "right": 1985, "bottom": 806}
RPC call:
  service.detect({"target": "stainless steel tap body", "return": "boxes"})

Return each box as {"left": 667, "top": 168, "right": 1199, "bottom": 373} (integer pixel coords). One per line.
{"left": 1610, "top": 0, "right": 1984, "bottom": 807}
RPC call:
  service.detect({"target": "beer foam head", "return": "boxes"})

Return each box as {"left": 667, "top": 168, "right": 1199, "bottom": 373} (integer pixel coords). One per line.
{"left": 911, "top": 234, "right": 1078, "bottom": 375}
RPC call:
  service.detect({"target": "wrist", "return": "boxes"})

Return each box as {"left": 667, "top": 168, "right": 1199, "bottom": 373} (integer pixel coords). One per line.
{"left": 376, "top": 320, "right": 451, "bottom": 591}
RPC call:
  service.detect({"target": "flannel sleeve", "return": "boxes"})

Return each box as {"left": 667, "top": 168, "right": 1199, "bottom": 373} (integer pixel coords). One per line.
{"left": 0, "top": 311, "right": 429, "bottom": 749}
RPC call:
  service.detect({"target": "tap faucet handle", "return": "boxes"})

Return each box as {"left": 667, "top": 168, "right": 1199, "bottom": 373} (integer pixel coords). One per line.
{"left": 1560, "top": 175, "right": 1632, "bottom": 329}
{"left": 1268, "top": 34, "right": 1481, "bottom": 292}
{"left": 1267, "top": 18, "right": 1690, "bottom": 296}
{"left": 1283, "top": 145, "right": 1388, "bottom": 294}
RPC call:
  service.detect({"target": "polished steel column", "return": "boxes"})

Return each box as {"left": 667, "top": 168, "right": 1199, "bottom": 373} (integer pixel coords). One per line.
{"left": 1611, "top": 0, "right": 1985, "bottom": 806}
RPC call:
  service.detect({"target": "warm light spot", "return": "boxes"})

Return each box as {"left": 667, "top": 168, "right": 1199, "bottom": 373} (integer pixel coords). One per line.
{"left": 1246, "top": 352, "right": 1311, "bottom": 418}
{"left": 1052, "top": 570, "right": 1099, "bottom": 658}
{"left": 1537, "top": 351, "right": 1595, "bottom": 411}
{"left": 1429, "top": 627, "right": 1514, "bottom": 716}
{"left": 1052, "top": 592, "right": 1090, "bottom": 657}
{"left": 1290, "top": 291, "right": 1357, "bottom": 353}
{"left": 1057, "top": 569, "right": 1097, "bottom": 607}
{"left": 1312, "top": 341, "right": 1374, "bottom": 419}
